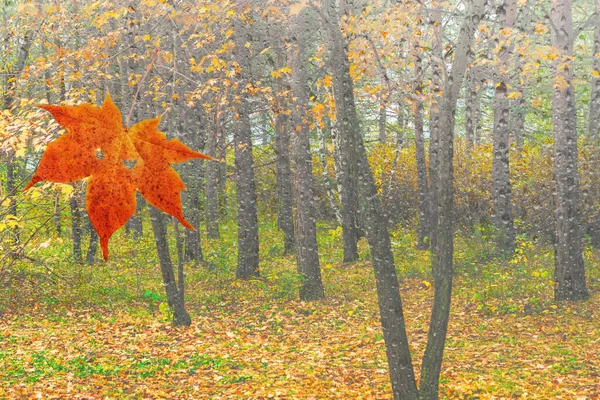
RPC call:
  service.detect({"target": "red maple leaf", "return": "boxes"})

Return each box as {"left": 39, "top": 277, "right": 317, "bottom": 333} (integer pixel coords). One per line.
{"left": 25, "top": 94, "right": 215, "bottom": 260}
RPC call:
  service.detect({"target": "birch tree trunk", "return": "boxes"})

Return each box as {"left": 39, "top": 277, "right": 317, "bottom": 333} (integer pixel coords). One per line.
{"left": 205, "top": 110, "right": 221, "bottom": 239}
{"left": 413, "top": 53, "right": 429, "bottom": 250}
{"left": 551, "top": 0, "right": 589, "bottom": 301}
{"left": 588, "top": 0, "right": 600, "bottom": 139}
{"left": 428, "top": 6, "right": 443, "bottom": 253}
{"left": 491, "top": 0, "right": 516, "bottom": 255}
{"left": 322, "top": 0, "right": 361, "bottom": 263}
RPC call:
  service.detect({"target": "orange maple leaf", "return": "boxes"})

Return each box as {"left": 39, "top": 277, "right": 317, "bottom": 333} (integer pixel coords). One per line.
{"left": 25, "top": 94, "right": 215, "bottom": 260}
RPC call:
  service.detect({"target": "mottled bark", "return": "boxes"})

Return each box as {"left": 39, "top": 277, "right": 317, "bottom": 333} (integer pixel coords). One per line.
{"left": 465, "top": 66, "right": 481, "bottom": 152}
{"left": 318, "top": 123, "right": 343, "bottom": 225}
{"left": 148, "top": 205, "right": 191, "bottom": 326}
{"left": 491, "top": 0, "right": 516, "bottom": 255}
{"left": 70, "top": 192, "right": 83, "bottom": 264}
{"left": 233, "top": 4, "right": 260, "bottom": 279}
{"left": 205, "top": 111, "right": 221, "bottom": 239}
{"left": 589, "top": 0, "right": 600, "bottom": 140}
{"left": 551, "top": 0, "right": 589, "bottom": 301}
{"left": 288, "top": 10, "right": 324, "bottom": 301}
{"left": 273, "top": 34, "right": 296, "bottom": 254}
{"left": 420, "top": 1, "right": 486, "bottom": 398}
{"left": 85, "top": 217, "right": 99, "bottom": 265}
{"left": 322, "top": 0, "right": 360, "bottom": 263}
{"left": 428, "top": 6, "right": 443, "bottom": 254}
{"left": 217, "top": 120, "right": 228, "bottom": 218}
{"left": 414, "top": 55, "right": 429, "bottom": 250}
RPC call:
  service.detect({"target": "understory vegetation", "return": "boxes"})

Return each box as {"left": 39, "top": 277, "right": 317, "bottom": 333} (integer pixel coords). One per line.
{"left": 1, "top": 214, "right": 599, "bottom": 398}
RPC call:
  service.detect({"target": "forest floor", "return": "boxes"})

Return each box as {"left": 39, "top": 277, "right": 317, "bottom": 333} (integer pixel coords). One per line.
{"left": 1, "top": 222, "right": 599, "bottom": 399}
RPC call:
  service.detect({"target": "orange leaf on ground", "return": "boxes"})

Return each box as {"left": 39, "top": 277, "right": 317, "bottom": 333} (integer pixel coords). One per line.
{"left": 25, "top": 94, "right": 215, "bottom": 260}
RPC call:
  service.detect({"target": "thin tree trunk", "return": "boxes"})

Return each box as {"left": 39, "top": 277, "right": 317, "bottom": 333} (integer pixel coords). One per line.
{"left": 272, "top": 34, "right": 296, "bottom": 254}
{"left": 589, "top": 0, "right": 600, "bottom": 140}
{"left": 148, "top": 205, "right": 191, "bottom": 326}
{"left": 428, "top": 6, "right": 443, "bottom": 254}
{"left": 465, "top": 66, "right": 481, "bottom": 153}
{"left": 70, "top": 191, "right": 83, "bottom": 264}
{"left": 323, "top": 0, "right": 360, "bottom": 263}
{"left": 420, "top": 1, "right": 485, "bottom": 397}
{"left": 379, "top": 97, "right": 387, "bottom": 144}
{"left": 288, "top": 9, "right": 324, "bottom": 301}
{"left": 414, "top": 53, "right": 429, "bottom": 250}
{"left": 318, "top": 122, "right": 343, "bottom": 225}
{"left": 205, "top": 109, "right": 221, "bottom": 239}
{"left": 85, "top": 217, "right": 99, "bottom": 265}
{"left": 217, "top": 119, "right": 228, "bottom": 218}
{"left": 233, "top": 3, "right": 260, "bottom": 279}
{"left": 551, "top": 0, "right": 589, "bottom": 301}
{"left": 3, "top": 32, "right": 32, "bottom": 250}
{"left": 491, "top": 0, "right": 516, "bottom": 255}
{"left": 397, "top": 104, "right": 405, "bottom": 148}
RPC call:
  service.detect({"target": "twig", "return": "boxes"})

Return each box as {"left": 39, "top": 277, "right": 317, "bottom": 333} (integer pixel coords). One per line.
{"left": 126, "top": 48, "right": 159, "bottom": 129}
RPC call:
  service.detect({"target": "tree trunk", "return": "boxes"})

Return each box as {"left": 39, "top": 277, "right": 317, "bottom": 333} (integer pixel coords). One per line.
{"left": 379, "top": 98, "right": 387, "bottom": 144}
{"left": 85, "top": 217, "right": 99, "bottom": 265}
{"left": 273, "top": 33, "right": 296, "bottom": 255}
{"left": 233, "top": 3, "right": 260, "bottom": 279}
{"left": 323, "top": 0, "right": 360, "bottom": 263}
{"left": 491, "top": 0, "right": 516, "bottom": 255}
{"left": 589, "top": 0, "right": 600, "bottom": 140}
{"left": 323, "top": 0, "right": 419, "bottom": 397}
{"left": 70, "top": 191, "right": 83, "bottom": 264}
{"left": 420, "top": 1, "right": 485, "bottom": 397}
{"left": 288, "top": 9, "right": 325, "bottom": 301}
{"left": 205, "top": 109, "right": 221, "bottom": 239}
{"left": 428, "top": 6, "right": 443, "bottom": 254}
{"left": 551, "top": 0, "right": 589, "bottom": 301}
{"left": 465, "top": 66, "right": 481, "bottom": 153}
{"left": 148, "top": 205, "right": 191, "bottom": 326}
{"left": 217, "top": 119, "right": 228, "bottom": 218}
{"left": 318, "top": 122, "right": 343, "bottom": 225}
{"left": 3, "top": 32, "right": 32, "bottom": 250}
{"left": 183, "top": 164, "right": 203, "bottom": 265}
{"left": 413, "top": 53, "right": 429, "bottom": 250}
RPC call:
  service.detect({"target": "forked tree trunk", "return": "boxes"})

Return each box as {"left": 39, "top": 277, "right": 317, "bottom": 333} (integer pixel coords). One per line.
{"left": 551, "top": 0, "right": 589, "bottom": 301}
{"left": 148, "top": 205, "right": 191, "bottom": 326}
{"left": 323, "top": 0, "right": 418, "bottom": 397}
{"left": 420, "top": 1, "right": 486, "bottom": 398}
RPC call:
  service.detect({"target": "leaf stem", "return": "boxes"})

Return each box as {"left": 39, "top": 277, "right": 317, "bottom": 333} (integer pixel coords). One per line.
{"left": 126, "top": 48, "right": 160, "bottom": 130}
